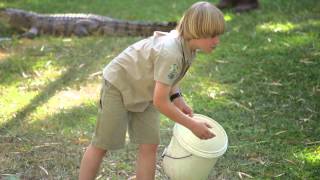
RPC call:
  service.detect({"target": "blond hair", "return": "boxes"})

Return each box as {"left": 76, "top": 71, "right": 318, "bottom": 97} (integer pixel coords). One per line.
{"left": 177, "top": 1, "right": 225, "bottom": 40}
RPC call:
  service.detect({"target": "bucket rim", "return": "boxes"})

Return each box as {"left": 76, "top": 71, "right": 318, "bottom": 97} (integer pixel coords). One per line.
{"left": 173, "top": 114, "right": 228, "bottom": 158}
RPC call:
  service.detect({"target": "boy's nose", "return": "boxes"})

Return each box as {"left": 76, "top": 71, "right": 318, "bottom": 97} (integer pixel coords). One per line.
{"left": 213, "top": 37, "right": 220, "bottom": 44}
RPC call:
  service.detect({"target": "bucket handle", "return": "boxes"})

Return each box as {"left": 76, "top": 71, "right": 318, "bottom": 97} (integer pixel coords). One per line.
{"left": 161, "top": 147, "right": 192, "bottom": 159}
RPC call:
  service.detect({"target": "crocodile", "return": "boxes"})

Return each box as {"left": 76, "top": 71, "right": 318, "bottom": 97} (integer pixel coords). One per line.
{"left": 0, "top": 8, "right": 177, "bottom": 38}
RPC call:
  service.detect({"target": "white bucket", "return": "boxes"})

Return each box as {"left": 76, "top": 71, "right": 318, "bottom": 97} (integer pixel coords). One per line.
{"left": 162, "top": 114, "right": 228, "bottom": 180}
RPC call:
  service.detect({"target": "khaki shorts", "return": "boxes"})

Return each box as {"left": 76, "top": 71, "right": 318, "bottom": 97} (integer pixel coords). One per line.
{"left": 91, "top": 80, "right": 160, "bottom": 150}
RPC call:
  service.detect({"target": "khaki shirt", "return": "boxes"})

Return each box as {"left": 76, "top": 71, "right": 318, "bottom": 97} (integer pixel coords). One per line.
{"left": 103, "top": 30, "right": 195, "bottom": 112}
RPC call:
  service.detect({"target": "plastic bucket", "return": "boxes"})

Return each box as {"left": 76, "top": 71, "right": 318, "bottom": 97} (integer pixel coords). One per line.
{"left": 162, "top": 114, "right": 228, "bottom": 180}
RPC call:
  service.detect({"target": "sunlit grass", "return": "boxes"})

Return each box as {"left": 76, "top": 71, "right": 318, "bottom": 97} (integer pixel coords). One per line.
{"left": 27, "top": 82, "right": 100, "bottom": 124}
{"left": 0, "top": 86, "right": 37, "bottom": 123}
{"left": 0, "top": 51, "right": 10, "bottom": 61}
{"left": 307, "top": 19, "right": 320, "bottom": 26}
{"left": 297, "top": 146, "right": 320, "bottom": 165}
{"left": 224, "top": 14, "right": 233, "bottom": 22}
{"left": 0, "top": 55, "right": 71, "bottom": 125}
{"left": 257, "top": 22, "right": 295, "bottom": 32}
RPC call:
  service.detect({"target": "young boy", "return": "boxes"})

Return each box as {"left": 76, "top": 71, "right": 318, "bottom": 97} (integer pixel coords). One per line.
{"left": 79, "top": 1, "right": 225, "bottom": 179}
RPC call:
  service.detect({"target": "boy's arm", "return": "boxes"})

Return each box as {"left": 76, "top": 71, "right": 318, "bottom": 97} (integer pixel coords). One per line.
{"left": 170, "top": 84, "right": 193, "bottom": 116}
{"left": 153, "top": 81, "right": 215, "bottom": 140}
{"left": 170, "top": 85, "right": 180, "bottom": 95}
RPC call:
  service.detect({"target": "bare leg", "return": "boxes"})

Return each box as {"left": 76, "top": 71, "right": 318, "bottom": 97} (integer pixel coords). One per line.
{"left": 135, "top": 144, "right": 158, "bottom": 180}
{"left": 79, "top": 144, "right": 107, "bottom": 180}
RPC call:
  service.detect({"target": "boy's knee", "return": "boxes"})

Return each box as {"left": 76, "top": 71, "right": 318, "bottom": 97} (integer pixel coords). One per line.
{"left": 139, "top": 144, "right": 158, "bottom": 153}
{"left": 87, "top": 144, "right": 107, "bottom": 157}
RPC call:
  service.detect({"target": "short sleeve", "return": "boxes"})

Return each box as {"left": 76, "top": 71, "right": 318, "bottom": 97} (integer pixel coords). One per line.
{"left": 154, "top": 47, "right": 182, "bottom": 86}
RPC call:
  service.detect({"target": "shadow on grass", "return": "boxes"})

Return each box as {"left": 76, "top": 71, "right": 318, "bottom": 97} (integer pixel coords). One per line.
{"left": 31, "top": 102, "right": 98, "bottom": 134}
{"left": 0, "top": 103, "right": 99, "bottom": 178}
{"left": 0, "top": 39, "right": 113, "bottom": 130}
{"left": 0, "top": 36, "right": 140, "bottom": 132}
{"left": 0, "top": 65, "right": 93, "bottom": 131}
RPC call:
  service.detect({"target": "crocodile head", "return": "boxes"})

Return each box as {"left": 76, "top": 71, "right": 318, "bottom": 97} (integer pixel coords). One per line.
{"left": 0, "top": 8, "right": 35, "bottom": 30}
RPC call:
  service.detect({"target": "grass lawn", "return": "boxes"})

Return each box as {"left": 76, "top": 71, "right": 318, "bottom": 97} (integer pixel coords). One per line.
{"left": 0, "top": 0, "right": 319, "bottom": 179}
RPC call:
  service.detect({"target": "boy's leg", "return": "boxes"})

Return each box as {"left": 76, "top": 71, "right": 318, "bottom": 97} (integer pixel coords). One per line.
{"left": 79, "top": 80, "right": 128, "bottom": 179}
{"left": 136, "top": 144, "right": 158, "bottom": 180}
{"left": 79, "top": 144, "right": 107, "bottom": 180}
{"left": 129, "top": 105, "right": 160, "bottom": 180}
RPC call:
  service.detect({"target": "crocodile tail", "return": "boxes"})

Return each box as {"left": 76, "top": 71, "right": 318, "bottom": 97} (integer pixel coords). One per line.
{"left": 101, "top": 20, "right": 177, "bottom": 36}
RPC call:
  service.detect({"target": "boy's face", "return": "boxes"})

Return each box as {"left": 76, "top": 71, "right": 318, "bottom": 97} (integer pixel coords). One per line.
{"left": 190, "top": 36, "right": 220, "bottom": 53}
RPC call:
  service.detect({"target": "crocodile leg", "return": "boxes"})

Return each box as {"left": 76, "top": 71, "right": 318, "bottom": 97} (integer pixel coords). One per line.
{"left": 73, "top": 19, "right": 99, "bottom": 37}
{"left": 21, "top": 27, "right": 38, "bottom": 38}
{"left": 73, "top": 25, "right": 88, "bottom": 37}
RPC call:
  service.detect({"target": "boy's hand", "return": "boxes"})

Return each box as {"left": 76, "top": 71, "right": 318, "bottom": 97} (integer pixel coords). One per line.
{"left": 172, "top": 98, "right": 193, "bottom": 117}
{"left": 190, "top": 120, "right": 215, "bottom": 140}
{"left": 181, "top": 104, "right": 193, "bottom": 117}
{"left": 153, "top": 81, "right": 213, "bottom": 140}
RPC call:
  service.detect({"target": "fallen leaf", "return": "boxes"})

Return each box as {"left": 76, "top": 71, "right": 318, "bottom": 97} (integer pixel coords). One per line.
{"left": 268, "top": 81, "right": 282, "bottom": 86}
{"left": 238, "top": 171, "right": 253, "bottom": 179}
{"left": 299, "top": 58, "right": 314, "bottom": 64}
{"left": 249, "top": 157, "right": 266, "bottom": 165}
{"left": 89, "top": 71, "right": 102, "bottom": 78}
{"left": 75, "top": 137, "right": 90, "bottom": 144}
{"left": 274, "top": 130, "right": 287, "bottom": 135}
{"left": 39, "top": 165, "right": 49, "bottom": 175}
{"left": 305, "top": 141, "right": 320, "bottom": 145}
{"left": 215, "top": 60, "right": 229, "bottom": 64}
{"left": 284, "top": 159, "right": 296, "bottom": 165}
{"left": 274, "top": 173, "right": 285, "bottom": 177}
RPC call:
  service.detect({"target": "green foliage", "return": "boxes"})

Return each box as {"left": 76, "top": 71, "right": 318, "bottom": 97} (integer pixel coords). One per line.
{"left": 0, "top": 0, "right": 319, "bottom": 179}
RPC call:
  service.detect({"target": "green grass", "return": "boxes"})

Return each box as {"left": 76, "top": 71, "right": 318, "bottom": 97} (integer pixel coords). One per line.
{"left": 1, "top": 0, "right": 319, "bottom": 179}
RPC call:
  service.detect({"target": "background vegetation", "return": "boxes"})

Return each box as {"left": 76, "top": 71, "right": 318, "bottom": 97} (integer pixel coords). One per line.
{"left": 0, "top": 0, "right": 319, "bottom": 179}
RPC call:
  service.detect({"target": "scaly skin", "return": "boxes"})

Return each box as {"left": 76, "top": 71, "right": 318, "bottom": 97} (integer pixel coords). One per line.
{"left": 0, "top": 8, "right": 177, "bottom": 38}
